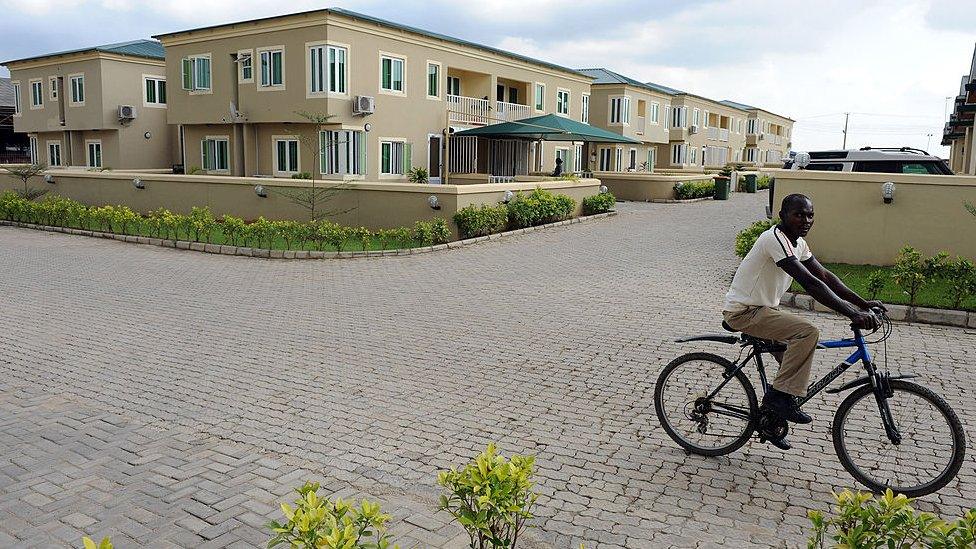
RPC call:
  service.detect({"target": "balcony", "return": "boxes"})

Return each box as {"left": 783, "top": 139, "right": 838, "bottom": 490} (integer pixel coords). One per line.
{"left": 706, "top": 127, "right": 719, "bottom": 140}
{"left": 495, "top": 100, "right": 531, "bottom": 123}
{"left": 448, "top": 94, "right": 532, "bottom": 125}
{"left": 636, "top": 116, "right": 646, "bottom": 135}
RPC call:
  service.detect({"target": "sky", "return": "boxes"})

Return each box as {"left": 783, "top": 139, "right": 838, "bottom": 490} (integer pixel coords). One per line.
{"left": 1, "top": 0, "right": 973, "bottom": 157}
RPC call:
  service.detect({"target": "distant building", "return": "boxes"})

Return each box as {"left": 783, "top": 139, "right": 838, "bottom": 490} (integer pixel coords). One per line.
{"left": 0, "top": 77, "right": 30, "bottom": 162}
{"left": 943, "top": 43, "right": 975, "bottom": 174}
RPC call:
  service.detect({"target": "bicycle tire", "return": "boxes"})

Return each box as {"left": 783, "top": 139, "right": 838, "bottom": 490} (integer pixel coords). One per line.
{"left": 655, "top": 352, "right": 758, "bottom": 457}
{"left": 832, "top": 379, "right": 966, "bottom": 497}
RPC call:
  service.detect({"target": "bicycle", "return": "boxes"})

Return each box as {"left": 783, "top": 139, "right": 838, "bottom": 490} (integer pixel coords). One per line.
{"left": 654, "top": 308, "right": 966, "bottom": 497}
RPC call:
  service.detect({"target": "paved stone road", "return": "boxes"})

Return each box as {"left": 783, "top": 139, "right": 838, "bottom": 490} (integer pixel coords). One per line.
{"left": 0, "top": 192, "right": 973, "bottom": 548}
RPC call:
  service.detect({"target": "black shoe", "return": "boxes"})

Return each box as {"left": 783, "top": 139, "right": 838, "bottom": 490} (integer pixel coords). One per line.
{"left": 767, "top": 436, "right": 792, "bottom": 450}
{"left": 762, "top": 388, "right": 813, "bottom": 424}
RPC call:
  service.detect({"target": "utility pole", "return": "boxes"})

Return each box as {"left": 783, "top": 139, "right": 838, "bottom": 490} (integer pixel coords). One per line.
{"left": 842, "top": 112, "right": 850, "bottom": 149}
{"left": 945, "top": 96, "right": 952, "bottom": 125}
{"left": 926, "top": 133, "right": 933, "bottom": 151}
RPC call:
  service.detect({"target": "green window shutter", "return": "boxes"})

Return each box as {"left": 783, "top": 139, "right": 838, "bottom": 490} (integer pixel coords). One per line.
{"left": 182, "top": 58, "right": 192, "bottom": 90}
{"left": 381, "top": 142, "right": 390, "bottom": 173}
{"left": 402, "top": 143, "right": 412, "bottom": 175}
{"left": 159, "top": 81, "right": 166, "bottom": 104}
{"left": 358, "top": 133, "right": 367, "bottom": 175}
{"left": 381, "top": 59, "right": 391, "bottom": 90}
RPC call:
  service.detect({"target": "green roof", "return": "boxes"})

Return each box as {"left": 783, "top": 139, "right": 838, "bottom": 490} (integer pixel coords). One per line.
{"left": 577, "top": 68, "right": 681, "bottom": 95}
{"left": 453, "top": 113, "right": 641, "bottom": 143}
{"left": 3, "top": 39, "right": 164, "bottom": 65}
{"left": 719, "top": 99, "right": 757, "bottom": 110}
{"left": 154, "top": 8, "right": 589, "bottom": 79}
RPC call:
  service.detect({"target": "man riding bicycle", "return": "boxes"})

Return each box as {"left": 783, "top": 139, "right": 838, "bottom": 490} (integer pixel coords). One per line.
{"left": 723, "top": 193, "right": 883, "bottom": 450}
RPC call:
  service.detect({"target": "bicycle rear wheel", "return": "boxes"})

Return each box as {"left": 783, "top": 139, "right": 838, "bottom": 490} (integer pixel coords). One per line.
{"left": 655, "top": 352, "right": 758, "bottom": 456}
{"left": 832, "top": 379, "right": 966, "bottom": 497}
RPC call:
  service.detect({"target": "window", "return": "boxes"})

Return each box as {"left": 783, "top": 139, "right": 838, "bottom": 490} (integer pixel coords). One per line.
{"left": 646, "top": 148, "right": 656, "bottom": 171}
{"left": 671, "top": 143, "right": 687, "bottom": 165}
{"left": 30, "top": 80, "right": 42, "bottom": 108}
{"left": 599, "top": 148, "right": 613, "bottom": 171}
{"left": 309, "top": 44, "right": 347, "bottom": 95}
{"left": 650, "top": 102, "right": 659, "bottom": 123}
{"left": 12, "top": 82, "right": 21, "bottom": 115}
{"left": 47, "top": 142, "right": 62, "bottom": 167}
{"left": 692, "top": 108, "right": 700, "bottom": 127}
{"left": 574, "top": 143, "right": 583, "bottom": 172}
{"left": 86, "top": 141, "right": 102, "bottom": 168}
{"left": 380, "top": 140, "right": 408, "bottom": 175}
{"left": 805, "top": 162, "right": 844, "bottom": 171}
{"left": 610, "top": 96, "right": 630, "bottom": 124}
{"left": 274, "top": 138, "right": 300, "bottom": 174}
{"left": 201, "top": 137, "right": 229, "bottom": 172}
{"left": 70, "top": 75, "right": 85, "bottom": 104}
{"left": 49, "top": 77, "right": 58, "bottom": 101}
{"left": 380, "top": 54, "right": 404, "bottom": 93}
{"left": 260, "top": 49, "right": 284, "bottom": 87}
{"left": 321, "top": 130, "right": 365, "bottom": 175}
{"left": 703, "top": 110, "right": 709, "bottom": 128}
{"left": 534, "top": 83, "right": 545, "bottom": 111}
{"left": 615, "top": 148, "right": 623, "bottom": 171}
{"left": 239, "top": 51, "right": 253, "bottom": 83}
{"left": 144, "top": 76, "right": 166, "bottom": 105}
{"left": 581, "top": 94, "right": 590, "bottom": 124}
{"left": 309, "top": 46, "right": 325, "bottom": 93}
{"left": 629, "top": 148, "right": 637, "bottom": 170}
{"left": 426, "top": 61, "right": 440, "bottom": 98}
{"left": 447, "top": 76, "right": 460, "bottom": 96}
{"left": 689, "top": 146, "right": 698, "bottom": 165}
{"left": 28, "top": 136, "right": 37, "bottom": 164}
{"left": 738, "top": 119, "right": 744, "bottom": 133}
{"left": 555, "top": 148, "right": 569, "bottom": 172}
{"left": 556, "top": 89, "right": 570, "bottom": 116}
{"left": 181, "top": 56, "right": 211, "bottom": 91}
{"left": 670, "top": 106, "right": 687, "bottom": 128}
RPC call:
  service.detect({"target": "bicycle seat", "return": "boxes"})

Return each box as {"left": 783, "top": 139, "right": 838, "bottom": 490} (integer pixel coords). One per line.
{"left": 722, "top": 321, "right": 736, "bottom": 332}
{"left": 722, "top": 322, "right": 787, "bottom": 352}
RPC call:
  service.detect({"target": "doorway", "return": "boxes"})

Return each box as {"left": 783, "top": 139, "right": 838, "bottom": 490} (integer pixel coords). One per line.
{"left": 428, "top": 134, "right": 442, "bottom": 184}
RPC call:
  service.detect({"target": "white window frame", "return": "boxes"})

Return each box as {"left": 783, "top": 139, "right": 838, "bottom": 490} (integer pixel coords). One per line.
{"left": 201, "top": 136, "right": 230, "bottom": 173}
{"left": 258, "top": 46, "right": 285, "bottom": 90}
{"left": 446, "top": 76, "right": 461, "bottom": 96}
{"left": 29, "top": 79, "right": 43, "bottom": 109}
{"left": 68, "top": 74, "right": 86, "bottom": 106}
{"left": 692, "top": 108, "right": 700, "bottom": 127}
{"left": 671, "top": 143, "right": 687, "bottom": 165}
{"left": 238, "top": 50, "right": 254, "bottom": 84}
{"left": 598, "top": 147, "right": 613, "bottom": 171}
{"left": 181, "top": 55, "right": 212, "bottom": 94}
{"left": 307, "top": 42, "right": 349, "bottom": 98}
{"left": 556, "top": 88, "right": 570, "bottom": 116}
{"left": 47, "top": 140, "right": 62, "bottom": 167}
{"left": 49, "top": 76, "right": 58, "bottom": 102}
{"left": 86, "top": 140, "right": 102, "bottom": 168}
{"left": 609, "top": 96, "right": 631, "bottom": 125}
{"left": 12, "top": 81, "right": 21, "bottom": 116}
{"left": 703, "top": 110, "right": 709, "bottom": 128}
{"left": 426, "top": 60, "right": 441, "bottom": 100}
{"left": 273, "top": 136, "right": 300, "bottom": 176}
{"left": 574, "top": 142, "right": 583, "bottom": 172}
{"left": 143, "top": 75, "right": 167, "bottom": 108}
{"left": 320, "top": 129, "right": 366, "bottom": 177}
{"left": 581, "top": 93, "right": 590, "bottom": 124}
{"left": 379, "top": 52, "right": 406, "bottom": 95}
{"left": 534, "top": 82, "right": 545, "bottom": 112}
{"left": 555, "top": 147, "right": 570, "bottom": 169}
{"left": 650, "top": 102, "right": 659, "bottom": 124}
{"left": 28, "top": 136, "right": 38, "bottom": 164}
{"left": 615, "top": 147, "right": 623, "bottom": 171}
{"left": 379, "top": 139, "right": 406, "bottom": 176}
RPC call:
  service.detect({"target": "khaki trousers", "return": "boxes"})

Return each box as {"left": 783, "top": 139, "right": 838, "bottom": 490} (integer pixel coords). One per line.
{"left": 723, "top": 306, "right": 820, "bottom": 397}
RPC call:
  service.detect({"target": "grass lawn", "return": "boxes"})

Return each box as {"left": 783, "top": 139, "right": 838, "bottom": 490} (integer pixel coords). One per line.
{"left": 791, "top": 263, "right": 976, "bottom": 312}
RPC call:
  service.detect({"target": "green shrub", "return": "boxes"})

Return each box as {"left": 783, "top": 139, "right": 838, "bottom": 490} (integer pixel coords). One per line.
{"left": 507, "top": 188, "right": 575, "bottom": 229}
{"left": 454, "top": 204, "right": 509, "bottom": 239}
{"left": 893, "top": 247, "right": 949, "bottom": 308}
{"left": 431, "top": 219, "right": 452, "bottom": 244}
{"left": 290, "top": 172, "right": 312, "bottom": 180}
{"left": 581, "top": 192, "right": 616, "bottom": 215}
{"left": 438, "top": 443, "right": 538, "bottom": 549}
{"left": 943, "top": 256, "right": 976, "bottom": 309}
{"left": 267, "top": 482, "right": 397, "bottom": 549}
{"left": 809, "top": 489, "right": 976, "bottom": 549}
{"left": 673, "top": 180, "right": 716, "bottom": 200}
{"left": 82, "top": 537, "right": 113, "bottom": 549}
{"left": 734, "top": 219, "right": 776, "bottom": 258}
{"left": 220, "top": 214, "right": 246, "bottom": 246}
{"left": 866, "top": 269, "right": 887, "bottom": 300}
{"left": 407, "top": 167, "right": 429, "bottom": 184}
{"left": 756, "top": 175, "right": 772, "bottom": 190}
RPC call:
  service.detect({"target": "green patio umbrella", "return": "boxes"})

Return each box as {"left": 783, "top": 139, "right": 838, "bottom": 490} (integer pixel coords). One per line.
{"left": 452, "top": 113, "right": 641, "bottom": 144}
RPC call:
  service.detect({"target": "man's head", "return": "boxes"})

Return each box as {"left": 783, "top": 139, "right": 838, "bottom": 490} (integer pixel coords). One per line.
{"left": 779, "top": 193, "right": 814, "bottom": 238}
{"left": 555, "top": 158, "right": 563, "bottom": 165}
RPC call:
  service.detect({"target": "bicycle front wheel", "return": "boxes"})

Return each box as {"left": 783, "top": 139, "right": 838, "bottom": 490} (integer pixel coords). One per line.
{"left": 655, "top": 352, "right": 758, "bottom": 456}
{"left": 832, "top": 379, "right": 966, "bottom": 497}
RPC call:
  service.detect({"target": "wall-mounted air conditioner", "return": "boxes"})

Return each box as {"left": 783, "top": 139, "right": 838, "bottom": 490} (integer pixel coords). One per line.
{"left": 353, "top": 95, "right": 375, "bottom": 115}
{"left": 119, "top": 105, "right": 137, "bottom": 120}
{"left": 689, "top": 124, "right": 699, "bottom": 134}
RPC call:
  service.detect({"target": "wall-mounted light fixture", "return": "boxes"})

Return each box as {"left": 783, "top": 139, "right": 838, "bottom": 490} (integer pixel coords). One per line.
{"left": 599, "top": 185, "right": 609, "bottom": 194}
{"left": 502, "top": 190, "right": 514, "bottom": 203}
{"left": 882, "top": 181, "right": 895, "bottom": 204}
{"left": 363, "top": 123, "right": 372, "bottom": 133}
{"left": 144, "top": 131, "right": 152, "bottom": 140}
{"left": 254, "top": 185, "right": 267, "bottom": 198}
{"left": 44, "top": 174, "right": 55, "bottom": 184}
{"left": 427, "top": 195, "right": 441, "bottom": 210}
{"left": 132, "top": 178, "right": 145, "bottom": 189}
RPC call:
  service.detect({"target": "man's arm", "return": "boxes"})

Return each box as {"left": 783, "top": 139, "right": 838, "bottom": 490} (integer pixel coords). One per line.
{"left": 778, "top": 258, "right": 878, "bottom": 329}
{"left": 802, "top": 256, "right": 886, "bottom": 311}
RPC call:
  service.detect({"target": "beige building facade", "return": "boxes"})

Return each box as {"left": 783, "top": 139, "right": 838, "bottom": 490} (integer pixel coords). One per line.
{"left": 721, "top": 101, "right": 793, "bottom": 167}
{"left": 943, "top": 44, "right": 975, "bottom": 175}
{"left": 663, "top": 94, "right": 748, "bottom": 169}
{"left": 154, "top": 8, "right": 594, "bottom": 182}
{"left": 4, "top": 40, "right": 176, "bottom": 170}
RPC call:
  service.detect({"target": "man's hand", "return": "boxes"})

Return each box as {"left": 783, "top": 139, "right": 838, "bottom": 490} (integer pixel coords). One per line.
{"left": 864, "top": 300, "right": 887, "bottom": 312}
{"left": 850, "top": 309, "right": 880, "bottom": 331}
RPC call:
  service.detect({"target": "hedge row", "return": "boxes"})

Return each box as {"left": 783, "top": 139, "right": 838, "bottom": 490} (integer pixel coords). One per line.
{"left": 673, "top": 180, "right": 716, "bottom": 200}
{"left": 452, "top": 188, "right": 606, "bottom": 240}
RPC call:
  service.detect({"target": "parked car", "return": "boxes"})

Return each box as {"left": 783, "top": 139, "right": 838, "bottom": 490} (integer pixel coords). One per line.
{"left": 783, "top": 147, "right": 952, "bottom": 175}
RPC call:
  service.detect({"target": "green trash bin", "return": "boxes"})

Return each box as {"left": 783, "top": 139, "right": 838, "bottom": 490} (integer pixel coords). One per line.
{"left": 743, "top": 173, "right": 758, "bottom": 193}
{"left": 713, "top": 176, "right": 731, "bottom": 200}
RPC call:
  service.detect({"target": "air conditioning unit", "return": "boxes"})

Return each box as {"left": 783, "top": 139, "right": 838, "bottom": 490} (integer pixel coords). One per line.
{"left": 118, "top": 105, "right": 137, "bottom": 120}
{"left": 353, "top": 95, "right": 375, "bottom": 115}
{"left": 689, "top": 124, "right": 699, "bottom": 134}
{"left": 757, "top": 133, "right": 765, "bottom": 140}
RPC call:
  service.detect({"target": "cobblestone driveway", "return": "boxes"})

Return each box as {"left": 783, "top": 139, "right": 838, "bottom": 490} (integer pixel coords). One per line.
{"left": 0, "top": 192, "right": 973, "bottom": 548}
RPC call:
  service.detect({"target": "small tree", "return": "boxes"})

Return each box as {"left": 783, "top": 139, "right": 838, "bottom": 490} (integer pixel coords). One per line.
{"left": 3, "top": 163, "right": 49, "bottom": 200}
{"left": 945, "top": 257, "right": 976, "bottom": 309}
{"left": 407, "top": 167, "right": 429, "bottom": 184}
{"left": 892, "top": 247, "right": 947, "bottom": 309}
{"left": 866, "top": 270, "right": 887, "bottom": 300}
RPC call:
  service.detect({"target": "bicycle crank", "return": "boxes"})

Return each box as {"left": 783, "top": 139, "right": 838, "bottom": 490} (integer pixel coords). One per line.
{"left": 757, "top": 409, "right": 788, "bottom": 444}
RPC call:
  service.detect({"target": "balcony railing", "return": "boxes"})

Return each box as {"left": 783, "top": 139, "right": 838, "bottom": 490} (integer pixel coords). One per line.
{"left": 719, "top": 128, "right": 730, "bottom": 142}
{"left": 448, "top": 94, "right": 490, "bottom": 125}
{"left": 495, "top": 101, "right": 532, "bottom": 123}
{"left": 636, "top": 116, "right": 646, "bottom": 135}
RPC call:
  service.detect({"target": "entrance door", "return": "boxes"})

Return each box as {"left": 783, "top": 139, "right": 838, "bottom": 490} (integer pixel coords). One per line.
{"left": 428, "top": 135, "right": 442, "bottom": 184}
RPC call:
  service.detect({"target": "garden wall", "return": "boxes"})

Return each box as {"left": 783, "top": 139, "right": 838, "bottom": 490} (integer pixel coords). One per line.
{"left": 594, "top": 171, "right": 717, "bottom": 201}
{"left": 0, "top": 168, "right": 602, "bottom": 236}
{"left": 770, "top": 169, "right": 976, "bottom": 265}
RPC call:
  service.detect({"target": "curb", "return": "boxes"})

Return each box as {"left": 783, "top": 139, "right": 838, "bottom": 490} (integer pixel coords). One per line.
{"left": 0, "top": 211, "right": 618, "bottom": 260}
{"left": 783, "top": 291, "right": 975, "bottom": 329}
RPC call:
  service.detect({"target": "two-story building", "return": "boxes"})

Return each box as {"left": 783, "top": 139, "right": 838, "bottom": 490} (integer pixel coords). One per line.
{"left": 942, "top": 43, "right": 975, "bottom": 175}
{"left": 721, "top": 100, "right": 794, "bottom": 167}
{"left": 153, "top": 8, "right": 594, "bottom": 182}
{"left": 576, "top": 68, "right": 670, "bottom": 173}
{"left": 660, "top": 91, "right": 748, "bottom": 170}
{"left": 4, "top": 40, "right": 175, "bottom": 170}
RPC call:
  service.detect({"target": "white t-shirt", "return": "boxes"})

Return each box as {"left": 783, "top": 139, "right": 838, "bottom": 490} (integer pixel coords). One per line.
{"left": 724, "top": 226, "right": 812, "bottom": 312}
